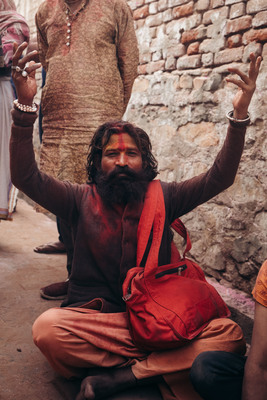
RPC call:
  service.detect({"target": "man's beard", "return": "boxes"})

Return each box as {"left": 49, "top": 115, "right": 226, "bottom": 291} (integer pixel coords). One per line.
{"left": 95, "top": 166, "right": 150, "bottom": 205}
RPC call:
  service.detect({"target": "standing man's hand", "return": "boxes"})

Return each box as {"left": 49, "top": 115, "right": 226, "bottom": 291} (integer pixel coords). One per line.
{"left": 226, "top": 53, "right": 262, "bottom": 120}
{"left": 12, "top": 42, "right": 41, "bottom": 106}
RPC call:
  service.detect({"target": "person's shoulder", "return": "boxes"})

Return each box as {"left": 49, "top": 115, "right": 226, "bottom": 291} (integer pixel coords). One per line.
{"left": 37, "top": 0, "right": 58, "bottom": 15}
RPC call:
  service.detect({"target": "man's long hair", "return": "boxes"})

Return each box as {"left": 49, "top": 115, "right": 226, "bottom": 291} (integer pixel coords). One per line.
{"left": 86, "top": 121, "right": 158, "bottom": 183}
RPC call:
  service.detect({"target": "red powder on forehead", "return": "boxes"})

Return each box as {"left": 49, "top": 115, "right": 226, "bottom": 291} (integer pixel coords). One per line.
{"left": 118, "top": 133, "right": 126, "bottom": 151}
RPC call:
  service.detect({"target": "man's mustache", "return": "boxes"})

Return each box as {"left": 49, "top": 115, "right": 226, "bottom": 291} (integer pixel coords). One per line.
{"left": 106, "top": 166, "right": 139, "bottom": 181}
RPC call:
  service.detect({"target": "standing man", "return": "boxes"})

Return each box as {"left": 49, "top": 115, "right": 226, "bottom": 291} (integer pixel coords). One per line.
{"left": 10, "top": 42, "right": 261, "bottom": 400}
{"left": 34, "top": 0, "right": 139, "bottom": 299}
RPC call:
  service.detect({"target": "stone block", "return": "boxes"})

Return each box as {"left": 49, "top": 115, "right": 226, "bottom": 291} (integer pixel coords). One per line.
{"left": 133, "top": 5, "right": 149, "bottom": 19}
{"left": 158, "top": 0, "right": 168, "bottom": 12}
{"left": 225, "top": 0, "right": 241, "bottom": 4}
{"left": 226, "top": 16, "right": 252, "bottom": 35}
{"left": 135, "top": 19, "right": 145, "bottom": 29}
{"left": 145, "top": 13, "right": 163, "bottom": 27}
{"left": 242, "top": 42, "right": 262, "bottom": 61}
{"left": 137, "top": 63, "right": 148, "bottom": 74}
{"left": 181, "top": 26, "right": 207, "bottom": 43}
{"left": 136, "top": 25, "right": 152, "bottom": 51}
{"left": 202, "top": 52, "right": 214, "bottom": 66}
{"left": 203, "top": 6, "right": 229, "bottom": 25}
{"left": 242, "top": 28, "right": 267, "bottom": 44}
{"left": 163, "top": 43, "right": 186, "bottom": 58}
{"left": 214, "top": 47, "right": 244, "bottom": 64}
{"left": 131, "top": 0, "right": 146, "bottom": 8}
{"left": 227, "top": 34, "right": 243, "bottom": 48}
{"left": 132, "top": 77, "right": 150, "bottom": 92}
{"left": 152, "top": 50, "right": 162, "bottom": 61}
{"left": 162, "top": 9, "right": 173, "bottom": 22}
{"left": 173, "top": 2, "right": 194, "bottom": 19}
{"left": 193, "top": 76, "right": 207, "bottom": 89}
{"left": 168, "top": 0, "right": 189, "bottom": 7}
{"left": 187, "top": 42, "right": 200, "bottom": 55}
{"left": 177, "top": 54, "right": 202, "bottom": 69}
{"left": 149, "top": 2, "right": 158, "bottom": 14}
{"left": 179, "top": 74, "right": 193, "bottom": 88}
{"left": 196, "top": 0, "right": 210, "bottom": 11}
{"left": 165, "top": 56, "right": 177, "bottom": 70}
{"left": 211, "top": 0, "right": 225, "bottom": 8}
{"left": 199, "top": 37, "right": 225, "bottom": 53}
{"left": 139, "top": 51, "right": 151, "bottom": 64}
{"left": 178, "top": 121, "right": 219, "bottom": 147}
{"left": 230, "top": 2, "right": 246, "bottom": 19}
{"left": 203, "top": 73, "right": 222, "bottom": 90}
{"left": 146, "top": 60, "right": 165, "bottom": 73}
{"left": 253, "top": 11, "right": 267, "bottom": 28}
{"left": 247, "top": 0, "right": 267, "bottom": 13}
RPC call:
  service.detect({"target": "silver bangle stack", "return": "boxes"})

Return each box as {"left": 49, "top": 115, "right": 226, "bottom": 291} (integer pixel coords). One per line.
{"left": 226, "top": 110, "right": 250, "bottom": 126}
{"left": 13, "top": 99, "right": 38, "bottom": 113}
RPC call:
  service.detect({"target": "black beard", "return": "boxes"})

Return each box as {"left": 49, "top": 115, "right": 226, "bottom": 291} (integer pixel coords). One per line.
{"left": 95, "top": 166, "right": 150, "bottom": 205}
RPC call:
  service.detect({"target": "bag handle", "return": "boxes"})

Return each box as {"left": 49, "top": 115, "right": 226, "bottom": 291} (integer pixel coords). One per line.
{"left": 171, "top": 218, "right": 192, "bottom": 258}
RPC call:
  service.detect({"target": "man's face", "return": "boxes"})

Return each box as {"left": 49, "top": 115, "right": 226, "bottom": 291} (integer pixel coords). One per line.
{"left": 101, "top": 133, "right": 143, "bottom": 177}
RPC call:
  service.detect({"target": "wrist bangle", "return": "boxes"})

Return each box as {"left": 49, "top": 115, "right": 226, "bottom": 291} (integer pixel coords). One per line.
{"left": 13, "top": 99, "right": 38, "bottom": 113}
{"left": 226, "top": 110, "right": 250, "bottom": 126}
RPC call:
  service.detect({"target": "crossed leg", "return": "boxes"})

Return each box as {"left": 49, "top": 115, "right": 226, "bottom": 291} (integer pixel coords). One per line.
{"left": 32, "top": 307, "right": 246, "bottom": 400}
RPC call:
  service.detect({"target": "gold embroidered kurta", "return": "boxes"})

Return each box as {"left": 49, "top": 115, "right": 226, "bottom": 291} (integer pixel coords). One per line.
{"left": 36, "top": 0, "right": 139, "bottom": 183}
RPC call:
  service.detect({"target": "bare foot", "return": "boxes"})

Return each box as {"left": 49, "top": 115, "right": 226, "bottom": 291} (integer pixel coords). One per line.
{"left": 75, "top": 367, "right": 136, "bottom": 400}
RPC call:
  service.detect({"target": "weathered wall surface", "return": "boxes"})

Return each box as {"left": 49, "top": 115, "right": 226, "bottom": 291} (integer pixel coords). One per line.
{"left": 15, "top": 0, "right": 266, "bottom": 294}
{"left": 124, "top": 0, "right": 267, "bottom": 293}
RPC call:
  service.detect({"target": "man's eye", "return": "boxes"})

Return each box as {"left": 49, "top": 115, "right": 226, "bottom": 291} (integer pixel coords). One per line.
{"left": 106, "top": 152, "right": 117, "bottom": 157}
{"left": 128, "top": 151, "right": 138, "bottom": 156}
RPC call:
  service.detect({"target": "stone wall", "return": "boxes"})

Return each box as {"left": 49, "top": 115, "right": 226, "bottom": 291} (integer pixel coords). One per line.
{"left": 14, "top": 0, "right": 266, "bottom": 294}
{"left": 124, "top": 0, "right": 267, "bottom": 294}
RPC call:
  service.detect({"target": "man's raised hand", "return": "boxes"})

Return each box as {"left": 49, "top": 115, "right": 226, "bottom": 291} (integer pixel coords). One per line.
{"left": 226, "top": 53, "right": 262, "bottom": 120}
{"left": 12, "top": 42, "right": 41, "bottom": 106}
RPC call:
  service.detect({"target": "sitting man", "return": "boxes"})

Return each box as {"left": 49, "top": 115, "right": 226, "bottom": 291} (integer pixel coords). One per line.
{"left": 10, "top": 41, "right": 261, "bottom": 400}
{"left": 190, "top": 259, "right": 267, "bottom": 400}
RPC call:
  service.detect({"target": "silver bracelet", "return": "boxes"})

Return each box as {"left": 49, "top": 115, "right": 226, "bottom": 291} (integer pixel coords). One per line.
{"left": 226, "top": 110, "right": 250, "bottom": 126}
{"left": 13, "top": 99, "right": 38, "bottom": 113}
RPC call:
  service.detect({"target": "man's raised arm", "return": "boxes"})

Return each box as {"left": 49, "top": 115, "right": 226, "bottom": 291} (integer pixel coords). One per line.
{"left": 10, "top": 42, "right": 77, "bottom": 220}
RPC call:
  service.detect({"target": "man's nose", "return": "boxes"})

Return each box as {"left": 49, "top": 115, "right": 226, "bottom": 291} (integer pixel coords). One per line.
{"left": 116, "top": 153, "right": 127, "bottom": 166}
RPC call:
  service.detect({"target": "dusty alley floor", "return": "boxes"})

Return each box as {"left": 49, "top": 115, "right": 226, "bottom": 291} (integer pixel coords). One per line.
{"left": 0, "top": 198, "right": 80, "bottom": 400}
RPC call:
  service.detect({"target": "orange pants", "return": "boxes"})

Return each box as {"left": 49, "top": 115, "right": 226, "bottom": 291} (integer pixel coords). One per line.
{"left": 32, "top": 308, "right": 245, "bottom": 400}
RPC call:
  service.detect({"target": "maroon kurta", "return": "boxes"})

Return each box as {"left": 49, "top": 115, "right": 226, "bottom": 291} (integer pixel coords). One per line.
{"left": 10, "top": 109, "right": 246, "bottom": 312}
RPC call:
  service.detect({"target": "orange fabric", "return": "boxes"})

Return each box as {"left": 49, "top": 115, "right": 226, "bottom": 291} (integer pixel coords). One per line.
{"left": 33, "top": 308, "right": 245, "bottom": 400}
{"left": 252, "top": 260, "right": 267, "bottom": 307}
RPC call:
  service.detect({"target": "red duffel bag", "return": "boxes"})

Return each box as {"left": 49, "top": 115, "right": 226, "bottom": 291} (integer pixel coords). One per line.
{"left": 122, "top": 180, "right": 230, "bottom": 351}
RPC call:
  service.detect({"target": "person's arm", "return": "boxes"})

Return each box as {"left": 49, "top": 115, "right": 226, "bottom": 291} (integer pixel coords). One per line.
{"left": 115, "top": 0, "right": 139, "bottom": 112}
{"left": 10, "top": 42, "right": 79, "bottom": 220}
{"left": 242, "top": 301, "right": 267, "bottom": 400}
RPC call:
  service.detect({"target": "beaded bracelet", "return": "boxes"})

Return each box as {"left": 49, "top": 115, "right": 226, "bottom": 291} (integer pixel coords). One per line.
{"left": 13, "top": 99, "right": 38, "bottom": 113}
{"left": 226, "top": 110, "right": 250, "bottom": 126}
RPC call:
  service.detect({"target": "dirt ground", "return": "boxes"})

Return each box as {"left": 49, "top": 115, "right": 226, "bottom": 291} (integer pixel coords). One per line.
{"left": 0, "top": 198, "right": 255, "bottom": 400}
{"left": 0, "top": 198, "right": 80, "bottom": 400}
